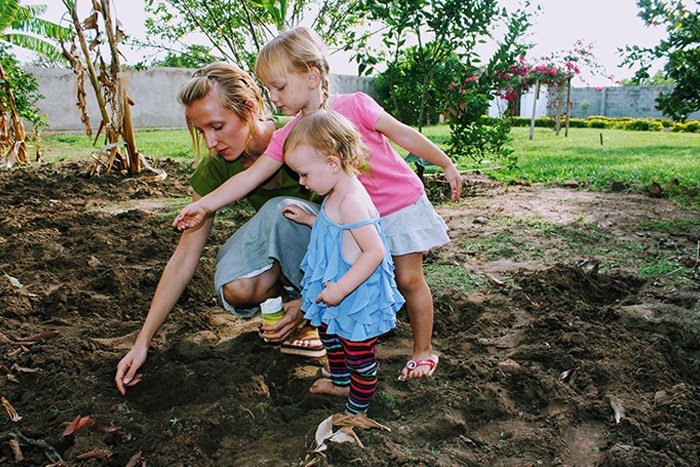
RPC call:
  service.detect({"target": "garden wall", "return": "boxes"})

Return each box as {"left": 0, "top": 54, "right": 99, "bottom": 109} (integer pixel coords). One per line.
{"left": 518, "top": 85, "right": 700, "bottom": 121}
{"left": 26, "top": 67, "right": 376, "bottom": 133}
{"left": 26, "top": 67, "right": 697, "bottom": 132}
{"left": 568, "top": 86, "right": 700, "bottom": 120}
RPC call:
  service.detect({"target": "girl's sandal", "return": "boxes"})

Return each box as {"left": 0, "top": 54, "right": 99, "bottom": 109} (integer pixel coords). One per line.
{"left": 397, "top": 354, "right": 439, "bottom": 381}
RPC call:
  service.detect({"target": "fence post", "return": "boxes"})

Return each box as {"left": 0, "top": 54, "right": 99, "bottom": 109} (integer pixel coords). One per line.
{"left": 529, "top": 79, "right": 540, "bottom": 140}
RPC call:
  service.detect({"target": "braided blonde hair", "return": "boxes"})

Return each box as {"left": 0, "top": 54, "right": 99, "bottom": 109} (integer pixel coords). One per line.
{"left": 178, "top": 62, "right": 265, "bottom": 156}
{"left": 255, "top": 27, "right": 331, "bottom": 109}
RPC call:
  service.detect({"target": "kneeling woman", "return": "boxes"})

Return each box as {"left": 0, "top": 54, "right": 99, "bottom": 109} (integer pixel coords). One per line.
{"left": 115, "top": 63, "right": 320, "bottom": 395}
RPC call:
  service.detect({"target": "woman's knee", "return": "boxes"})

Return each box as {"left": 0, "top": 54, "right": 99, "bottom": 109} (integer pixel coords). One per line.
{"left": 221, "top": 279, "right": 257, "bottom": 307}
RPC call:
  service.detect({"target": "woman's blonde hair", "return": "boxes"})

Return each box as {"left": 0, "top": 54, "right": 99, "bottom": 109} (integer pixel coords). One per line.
{"left": 178, "top": 62, "right": 265, "bottom": 156}
{"left": 255, "top": 27, "right": 331, "bottom": 108}
{"left": 283, "top": 110, "right": 368, "bottom": 174}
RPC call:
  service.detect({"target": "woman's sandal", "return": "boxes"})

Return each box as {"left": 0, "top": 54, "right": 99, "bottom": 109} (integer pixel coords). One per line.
{"left": 280, "top": 321, "right": 326, "bottom": 358}
{"left": 397, "top": 354, "right": 439, "bottom": 381}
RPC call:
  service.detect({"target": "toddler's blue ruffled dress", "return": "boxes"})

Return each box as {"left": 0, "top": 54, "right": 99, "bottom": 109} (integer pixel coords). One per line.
{"left": 300, "top": 202, "right": 404, "bottom": 341}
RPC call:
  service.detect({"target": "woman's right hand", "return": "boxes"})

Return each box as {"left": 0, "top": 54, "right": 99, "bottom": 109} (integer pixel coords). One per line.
{"left": 172, "top": 202, "right": 211, "bottom": 231}
{"left": 115, "top": 345, "right": 147, "bottom": 396}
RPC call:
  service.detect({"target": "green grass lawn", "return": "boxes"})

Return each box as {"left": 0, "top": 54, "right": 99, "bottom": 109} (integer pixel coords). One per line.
{"left": 39, "top": 129, "right": 194, "bottom": 164}
{"left": 420, "top": 125, "right": 700, "bottom": 202}
{"left": 40, "top": 124, "right": 699, "bottom": 201}
{"left": 502, "top": 126, "right": 700, "bottom": 190}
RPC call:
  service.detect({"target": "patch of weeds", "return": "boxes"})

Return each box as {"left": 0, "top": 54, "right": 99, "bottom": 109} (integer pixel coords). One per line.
{"left": 637, "top": 258, "right": 697, "bottom": 287}
{"left": 598, "top": 238, "right": 646, "bottom": 266}
{"left": 216, "top": 201, "right": 255, "bottom": 224}
{"left": 379, "top": 391, "right": 398, "bottom": 411}
{"left": 255, "top": 401, "right": 270, "bottom": 411}
{"left": 119, "top": 400, "right": 132, "bottom": 414}
{"left": 55, "top": 135, "right": 87, "bottom": 144}
{"left": 169, "top": 417, "right": 180, "bottom": 426}
{"left": 558, "top": 225, "right": 608, "bottom": 250}
{"left": 153, "top": 197, "right": 192, "bottom": 222}
{"left": 460, "top": 230, "right": 530, "bottom": 260}
{"left": 509, "top": 218, "right": 612, "bottom": 263}
{"left": 424, "top": 264, "right": 485, "bottom": 294}
{"left": 49, "top": 406, "right": 61, "bottom": 416}
{"left": 637, "top": 258, "right": 682, "bottom": 276}
{"left": 520, "top": 217, "right": 560, "bottom": 236}
{"left": 639, "top": 218, "right": 700, "bottom": 234}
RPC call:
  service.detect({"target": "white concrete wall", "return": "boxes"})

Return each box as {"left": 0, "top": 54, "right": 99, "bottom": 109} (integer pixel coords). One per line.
{"left": 520, "top": 87, "right": 550, "bottom": 119}
{"left": 26, "top": 67, "right": 377, "bottom": 132}
{"left": 27, "top": 67, "right": 193, "bottom": 132}
{"left": 26, "top": 66, "right": 697, "bottom": 131}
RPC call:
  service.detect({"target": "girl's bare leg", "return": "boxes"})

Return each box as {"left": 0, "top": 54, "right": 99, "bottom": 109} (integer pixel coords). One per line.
{"left": 393, "top": 253, "right": 437, "bottom": 380}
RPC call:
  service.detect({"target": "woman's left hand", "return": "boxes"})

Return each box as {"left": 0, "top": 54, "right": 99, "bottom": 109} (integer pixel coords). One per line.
{"left": 260, "top": 298, "right": 304, "bottom": 342}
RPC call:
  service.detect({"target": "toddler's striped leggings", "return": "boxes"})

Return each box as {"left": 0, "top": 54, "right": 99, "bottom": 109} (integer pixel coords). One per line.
{"left": 318, "top": 323, "right": 378, "bottom": 414}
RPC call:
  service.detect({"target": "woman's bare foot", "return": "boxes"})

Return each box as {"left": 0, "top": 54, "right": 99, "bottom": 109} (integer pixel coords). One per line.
{"left": 309, "top": 378, "right": 349, "bottom": 397}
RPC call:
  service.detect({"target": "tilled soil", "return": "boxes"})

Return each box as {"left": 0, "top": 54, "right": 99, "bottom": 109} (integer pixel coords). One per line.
{"left": 0, "top": 161, "right": 698, "bottom": 466}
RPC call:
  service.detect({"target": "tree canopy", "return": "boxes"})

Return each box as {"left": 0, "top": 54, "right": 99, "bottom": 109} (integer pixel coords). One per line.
{"left": 140, "top": 0, "right": 362, "bottom": 71}
{"left": 621, "top": 0, "right": 700, "bottom": 121}
{"left": 0, "top": 0, "right": 69, "bottom": 61}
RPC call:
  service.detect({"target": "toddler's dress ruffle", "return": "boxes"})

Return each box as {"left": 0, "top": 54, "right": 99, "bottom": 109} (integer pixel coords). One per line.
{"left": 300, "top": 203, "right": 404, "bottom": 341}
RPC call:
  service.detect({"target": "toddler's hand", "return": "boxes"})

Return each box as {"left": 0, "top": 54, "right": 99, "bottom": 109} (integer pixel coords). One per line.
{"left": 316, "top": 281, "right": 346, "bottom": 306}
{"left": 282, "top": 204, "right": 316, "bottom": 227}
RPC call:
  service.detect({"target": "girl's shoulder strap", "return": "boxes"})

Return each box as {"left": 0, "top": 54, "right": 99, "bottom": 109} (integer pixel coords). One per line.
{"left": 338, "top": 210, "right": 380, "bottom": 230}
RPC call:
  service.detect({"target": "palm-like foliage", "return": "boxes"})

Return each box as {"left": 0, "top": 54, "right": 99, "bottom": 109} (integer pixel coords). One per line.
{"left": 0, "top": 0, "right": 68, "bottom": 165}
{"left": 0, "top": 0, "right": 69, "bottom": 61}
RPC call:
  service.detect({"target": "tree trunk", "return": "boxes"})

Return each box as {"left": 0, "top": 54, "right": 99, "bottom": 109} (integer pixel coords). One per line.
{"left": 66, "top": 6, "right": 113, "bottom": 143}
{"left": 0, "top": 62, "right": 27, "bottom": 164}
{"left": 554, "top": 83, "right": 565, "bottom": 136}
{"left": 101, "top": 0, "right": 140, "bottom": 173}
{"left": 529, "top": 80, "right": 539, "bottom": 140}
{"left": 564, "top": 77, "right": 572, "bottom": 138}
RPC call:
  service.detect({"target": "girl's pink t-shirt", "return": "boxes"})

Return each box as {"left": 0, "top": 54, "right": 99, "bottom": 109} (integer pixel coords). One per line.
{"left": 265, "top": 92, "right": 424, "bottom": 217}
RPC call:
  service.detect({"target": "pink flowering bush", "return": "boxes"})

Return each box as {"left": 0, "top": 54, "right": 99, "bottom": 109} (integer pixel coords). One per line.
{"left": 494, "top": 40, "right": 612, "bottom": 105}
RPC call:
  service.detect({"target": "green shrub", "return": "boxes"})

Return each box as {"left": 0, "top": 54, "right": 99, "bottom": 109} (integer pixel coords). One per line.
{"left": 656, "top": 118, "right": 673, "bottom": 128}
{"left": 502, "top": 115, "right": 693, "bottom": 132}
{"left": 588, "top": 119, "right": 608, "bottom": 129}
{"left": 684, "top": 121, "right": 699, "bottom": 132}
{"left": 375, "top": 46, "right": 461, "bottom": 127}
{"left": 622, "top": 119, "right": 664, "bottom": 131}
{"left": 671, "top": 121, "right": 700, "bottom": 133}
{"left": 0, "top": 46, "right": 44, "bottom": 128}
{"left": 567, "top": 118, "right": 588, "bottom": 128}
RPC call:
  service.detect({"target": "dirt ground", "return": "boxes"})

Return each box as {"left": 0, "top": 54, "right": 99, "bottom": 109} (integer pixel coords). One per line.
{"left": 0, "top": 161, "right": 698, "bottom": 466}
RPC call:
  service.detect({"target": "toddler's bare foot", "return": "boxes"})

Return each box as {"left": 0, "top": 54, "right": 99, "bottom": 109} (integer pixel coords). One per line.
{"left": 309, "top": 378, "right": 349, "bottom": 397}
